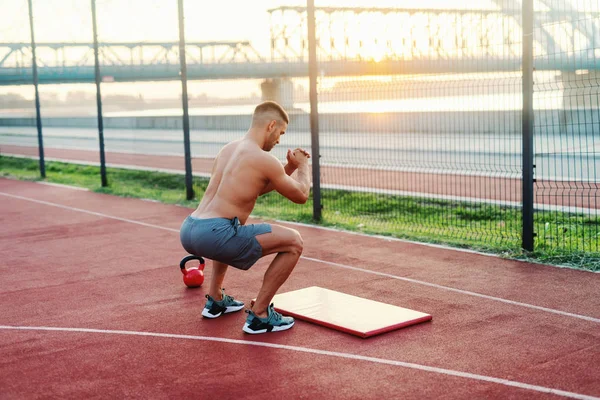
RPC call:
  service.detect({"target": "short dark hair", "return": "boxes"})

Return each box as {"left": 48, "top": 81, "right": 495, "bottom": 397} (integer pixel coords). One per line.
{"left": 253, "top": 101, "right": 289, "bottom": 125}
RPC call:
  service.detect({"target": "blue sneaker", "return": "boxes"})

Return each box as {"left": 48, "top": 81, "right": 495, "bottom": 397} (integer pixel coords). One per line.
{"left": 243, "top": 303, "right": 295, "bottom": 334}
{"left": 202, "top": 289, "right": 245, "bottom": 318}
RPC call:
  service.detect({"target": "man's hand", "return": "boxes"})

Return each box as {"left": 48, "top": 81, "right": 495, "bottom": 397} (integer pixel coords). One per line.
{"left": 286, "top": 148, "right": 310, "bottom": 169}
{"left": 260, "top": 149, "right": 311, "bottom": 197}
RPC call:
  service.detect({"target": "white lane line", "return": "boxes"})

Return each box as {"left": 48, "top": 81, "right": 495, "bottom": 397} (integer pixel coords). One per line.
{"left": 0, "top": 179, "right": 504, "bottom": 258}
{"left": 0, "top": 325, "right": 597, "bottom": 400}
{"left": 1, "top": 154, "right": 213, "bottom": 178}
{"left": 282, "top": 221, "right": 593, "bottom": 274}
{"left": 7, "top": 151, "right": 600, "bottom": 216}
{"left": 301, "top": 256, "right": 600, "bottom": 323}
{"left": 36, "top": 181, "right": 90, "bottom": 191}
{"left": 1, "top": 191, "right": 599, "bottom": 324}
{"left": 279, "top": 219, "right": 500, "bottom": 257}
{"left": 8, "top": 153, "right": 598, "bottom": 215}
{"left": 0, "top": 192, "right": 178, "bottom": 233}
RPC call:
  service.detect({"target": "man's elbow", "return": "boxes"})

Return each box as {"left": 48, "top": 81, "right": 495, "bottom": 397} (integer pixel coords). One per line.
{"left": 297, "top": 195, "right": 308, "bottom": 204}
{"left": 297, "top": 192, "right": 309, "bottom": 204}
{"left": 289, "top": 191, "right": 309, "bottom": 204}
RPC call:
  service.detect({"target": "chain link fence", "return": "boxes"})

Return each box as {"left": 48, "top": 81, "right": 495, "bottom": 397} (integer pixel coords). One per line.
{"left": 0, "top": 0, "right": 598, "bottom": 266}
{"left": 532, "top": 0, "right": 599, "bottom": 262}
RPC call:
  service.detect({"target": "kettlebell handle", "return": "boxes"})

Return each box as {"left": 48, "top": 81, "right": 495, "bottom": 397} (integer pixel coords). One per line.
{"left": 180, "top": 255, "right": 205, "bottom": 274}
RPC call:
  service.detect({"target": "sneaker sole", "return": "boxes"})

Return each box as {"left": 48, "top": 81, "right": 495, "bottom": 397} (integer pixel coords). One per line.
{"left": 242, "top": 320, "right": 295, "bottom": 334}
{"left": 202, "top": 304, "right": 245, "bottom": 319}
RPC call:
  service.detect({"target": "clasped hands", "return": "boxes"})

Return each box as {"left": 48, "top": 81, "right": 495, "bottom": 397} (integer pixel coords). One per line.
{"left": 286, "top": 148, "right": 310, "bottom": 169}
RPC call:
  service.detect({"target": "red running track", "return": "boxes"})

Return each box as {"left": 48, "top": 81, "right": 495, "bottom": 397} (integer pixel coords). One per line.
{"left": 3, "top": 144, "right": 599, "bottom": 210}
{"left": 0, "top": 178, "right": 599, "bottom": 399}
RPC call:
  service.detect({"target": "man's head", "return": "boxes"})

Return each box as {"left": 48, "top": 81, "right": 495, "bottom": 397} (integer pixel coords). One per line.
{"left": 251, "top": 101, "right": 289, "bottom": 152}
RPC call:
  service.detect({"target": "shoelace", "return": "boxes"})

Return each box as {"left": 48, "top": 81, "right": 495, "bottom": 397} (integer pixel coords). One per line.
{"left": 220, "top": 289, "right": 236, "bottom": 304}
{"left": 268, "top": 304, "right": 283, "bottom": 322}
{"left": 207, "top": 289, "right": 236, "bottom": 304}
{"left": 222, "top": 294, "right": 234, "bottom": 303}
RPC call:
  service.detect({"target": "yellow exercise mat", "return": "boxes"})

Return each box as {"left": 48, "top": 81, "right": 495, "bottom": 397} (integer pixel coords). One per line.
{"left": 271, "top": 286, "right": 432, "bottom": 338}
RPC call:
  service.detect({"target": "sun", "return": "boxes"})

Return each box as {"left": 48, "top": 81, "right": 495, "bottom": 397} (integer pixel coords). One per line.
{"left": 346, "top": 12, "right": 390, "bottom": 62}
{"left": 361, "top": 40, "right": 387, "bottom": 62}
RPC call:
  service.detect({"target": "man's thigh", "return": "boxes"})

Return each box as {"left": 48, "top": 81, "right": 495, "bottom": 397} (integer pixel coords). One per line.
{"left": 255, "top": 224, "right": 302, "bottom": 256}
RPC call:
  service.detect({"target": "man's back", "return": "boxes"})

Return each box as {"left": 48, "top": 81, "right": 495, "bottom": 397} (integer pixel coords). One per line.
{"left": 192, "top": 139, "right": 268, "bottom": 223}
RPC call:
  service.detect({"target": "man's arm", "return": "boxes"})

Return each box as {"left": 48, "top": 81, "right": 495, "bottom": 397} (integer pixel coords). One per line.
{"left": 259, "top": 162, "right": 296, "bottom": 196}
{"left": 293, "top": 161, "right": 311, "bottom": 200}
{"left": 264, "top": 152, "right": 311, "bottom": 204}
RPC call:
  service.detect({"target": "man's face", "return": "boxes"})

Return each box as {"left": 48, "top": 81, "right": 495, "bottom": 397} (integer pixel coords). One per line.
{"left": 265, "top": 120, "right": 287, "bottom": 152}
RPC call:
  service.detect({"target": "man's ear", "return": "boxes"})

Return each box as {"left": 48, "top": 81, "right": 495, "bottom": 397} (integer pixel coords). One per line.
{"left": 267, "top": 119, "right": 277, "bottom": 132}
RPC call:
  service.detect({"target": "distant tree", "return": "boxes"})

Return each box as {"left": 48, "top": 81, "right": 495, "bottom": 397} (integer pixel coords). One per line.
{"left": 0, "top": 93, "right": 32, "bottom": 108}
{"left": 65, "top": 91, "right": 95, "bottom": 104}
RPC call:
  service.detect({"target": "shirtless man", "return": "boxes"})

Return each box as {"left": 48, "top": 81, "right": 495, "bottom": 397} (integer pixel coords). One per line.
{"left": 180, "top": 101, "right": 311, "bottom": 334}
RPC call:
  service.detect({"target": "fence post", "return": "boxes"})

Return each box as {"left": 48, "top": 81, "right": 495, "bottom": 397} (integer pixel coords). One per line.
{"left": 522, "top": 0, "right": 535, "bottom": 251}
{"left": 177, "top": 0, "right": 194, "bottom": 201}
{"left": 91, "top": 0, "right": 107, "bottom": 187}
{"left": 27, "top": 0, "right": 45, "bottom": 178}
{"left": 307, "top": 0, "right": 322, "bottom": 221}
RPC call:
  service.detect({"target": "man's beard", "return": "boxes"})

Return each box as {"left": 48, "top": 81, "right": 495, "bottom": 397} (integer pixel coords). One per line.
{"left": 265, "top": 138, "right": 276, "bottom": 151}
{"left": 264, "top": 143, "right": 274, "bottom": 152}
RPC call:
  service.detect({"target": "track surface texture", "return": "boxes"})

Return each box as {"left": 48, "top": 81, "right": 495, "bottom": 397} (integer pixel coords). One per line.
{"left": 0, "top": 178, "right": 599, "bottom": 400}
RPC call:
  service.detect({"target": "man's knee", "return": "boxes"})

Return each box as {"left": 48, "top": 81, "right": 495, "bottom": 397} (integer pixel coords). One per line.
{"left": 289, "top": 230, "right": 303, "bottom": 255}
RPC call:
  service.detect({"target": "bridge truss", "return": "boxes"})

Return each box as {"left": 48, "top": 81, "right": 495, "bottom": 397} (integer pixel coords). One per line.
{"left": 0, "top": 5, "right": 598, "bottom": 85}
{"left": 268, "top": 6, "right": 600, "bottom": 63}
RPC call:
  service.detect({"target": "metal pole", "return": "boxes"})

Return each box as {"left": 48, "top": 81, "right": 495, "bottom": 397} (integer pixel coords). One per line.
{"left": 522, "top": 0, "right": 535, "bottom": 251}
{"left": 27, "top": 0, "right": 45, "bottom": 178}
{"left": 307, "top": 0, "right": 322, "bottom": 221}
{"left": 91, "top": 0, "right": 107, "bottom": 187}
{"left": 178, "top": 0, "right": 194, "bottom": 200}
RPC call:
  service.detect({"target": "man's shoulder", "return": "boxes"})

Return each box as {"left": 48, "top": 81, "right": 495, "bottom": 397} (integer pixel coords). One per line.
{"left": 259, "top": 152, "right": 282, "bottom": 168}
{"left": 227, "top": 140, "right": 281, "bottom": 171}
{"left": 222, "top": 139, "right": 241, "bottom": 152}
{"left": 240, "top": 144, "right": 277, "bottom": 163}
{"left": 244, "top": 151, "right": 282, "bottom": 179}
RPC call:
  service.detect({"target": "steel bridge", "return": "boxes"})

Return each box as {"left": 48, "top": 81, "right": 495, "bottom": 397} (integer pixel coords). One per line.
{"left": 1, "top": 6, "right": 598, "bottom": 85}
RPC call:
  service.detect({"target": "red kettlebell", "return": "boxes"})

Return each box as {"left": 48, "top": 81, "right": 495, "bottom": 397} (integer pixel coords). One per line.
{"left": 180, "top": 255, "right": 205, "bottom": 288}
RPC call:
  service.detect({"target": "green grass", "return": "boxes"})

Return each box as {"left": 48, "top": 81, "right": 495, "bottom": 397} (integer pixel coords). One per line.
{"left": 2, "top": 155, "right": 598, "bottom": 271}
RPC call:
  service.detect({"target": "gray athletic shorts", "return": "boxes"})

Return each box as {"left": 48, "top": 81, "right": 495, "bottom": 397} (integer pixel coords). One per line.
{"left": 179, "top": 216, "right": 272, "bottom": 270}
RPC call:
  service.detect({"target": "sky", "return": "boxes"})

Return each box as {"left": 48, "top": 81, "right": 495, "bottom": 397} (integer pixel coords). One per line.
{"left": 0, "top": 0, "right": 597, "bottom": 101}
